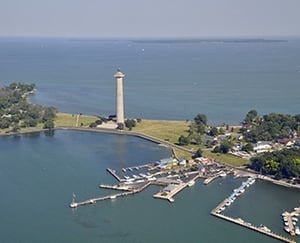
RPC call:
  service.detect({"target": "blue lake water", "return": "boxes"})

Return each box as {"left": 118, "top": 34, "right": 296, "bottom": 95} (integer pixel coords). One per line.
{"left": 0, "top": 38, "right": 300, "bottom": 242}
{"left": 0, "top": 130, "right": 299, "bottom": 243}
{"left": 0, "top": 37, "right": 300, "bottom": 124}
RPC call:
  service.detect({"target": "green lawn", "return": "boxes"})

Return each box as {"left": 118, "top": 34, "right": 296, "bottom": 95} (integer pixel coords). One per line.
{"left": 54, "top": 113, "right": 97, "bottom": 127}
{"left": 203, "top": 151, "right": 250, "bottom": 167}
{"left": 132, "top": 119, "right": 190, "bottom": 144}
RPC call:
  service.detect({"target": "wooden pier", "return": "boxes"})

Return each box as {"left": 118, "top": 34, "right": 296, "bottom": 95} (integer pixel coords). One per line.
{"left": 122, "top": 163, "right": 153, "bottom": 172}
{"left": 106, "top": 168, "right": 125, "bottom": 182}
{"left": 153, "top": 174, "right": 200, "bottom": 202}
{"left": 282, "top": 206, "right": 300, "bottom": 236}
{"left": 70, "top": 182, "right": 151, "bottom": 208}
{"left": 211, "top": 178, "right": 296, "bottom": 243}
{"left": 211, "top": 211, "right": 295, "bottom": 243}
{"left": 99, "top": 184, "right": 131, "bottom": 191}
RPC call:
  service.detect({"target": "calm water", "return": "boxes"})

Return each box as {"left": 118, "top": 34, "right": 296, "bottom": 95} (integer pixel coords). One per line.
{"left": 0, "top": 130, "right": 299, "bottom": 243}
{"left": 0, "top": 38, "right": 300, "bottom": 124}
{"left": 0, "top": 38, "right": 300, "bottom": 242}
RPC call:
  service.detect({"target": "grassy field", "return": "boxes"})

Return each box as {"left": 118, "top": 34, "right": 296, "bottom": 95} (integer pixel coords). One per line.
{"left": 54, "top": 113, "right": 97, "bottom": 127}
{"left": 132, "top": 119, "right": 190, "bottom": 144}
{"left": 130, "top": 119, "right": 194, "bottom": 159}
{"left": 203, "top": 151, "right": 250, "bottom": 167}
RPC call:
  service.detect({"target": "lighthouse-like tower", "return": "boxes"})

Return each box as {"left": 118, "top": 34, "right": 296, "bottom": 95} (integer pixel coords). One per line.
{"left": 114, "top": 69, "right": 125, "bottom": 124}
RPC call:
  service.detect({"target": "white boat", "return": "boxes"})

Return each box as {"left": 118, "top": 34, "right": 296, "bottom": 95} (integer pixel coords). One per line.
{"left": 248, "top": 178, "right": 255, "bottom": 185}
{"left": 260, "top": 225, "right": 271, "bottom": 233}
{"left": 70, "top": 202, "right": 78, "bottom": 208}
{"left": 284, "top": 227, "right": 290, "bottom": 232}
{"left": 295, "top": 227, "right": 300, "bottom": 235}
{"left": 187, "top": 180, "right": 195, "bottom": 186}
{"left": 219, "top": 172, "right": 227, "bottom": 177}
{"left": 225, "top": 201, "right": 231, "bottom": 206}
{"left": 110, "top": 195, "right": 116, "bottom": 199}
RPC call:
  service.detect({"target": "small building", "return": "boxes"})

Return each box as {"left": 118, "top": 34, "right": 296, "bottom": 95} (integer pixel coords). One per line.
{"left": 253, "top": 141, "right": 272, "bottom": 153}
{"left": 178, "top": 158, "right": 186, "bottom": 166}
{"left": 157, "top": 157, "right": 178, "bottom": 169}
{"left": 194, "top": 157, "right": 211, "bottom": 165}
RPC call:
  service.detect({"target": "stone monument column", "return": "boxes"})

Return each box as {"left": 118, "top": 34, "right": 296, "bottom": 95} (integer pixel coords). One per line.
{"left": 114, "top": 69, "right": 125, "bottom": 124}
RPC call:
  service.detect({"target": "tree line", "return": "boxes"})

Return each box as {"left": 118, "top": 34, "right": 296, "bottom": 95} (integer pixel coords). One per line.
{"left": 0, "top": 82, "right": 57, "bottom": 131}
{"left": 250, "top": 148, "right": 300, "bottom": 181}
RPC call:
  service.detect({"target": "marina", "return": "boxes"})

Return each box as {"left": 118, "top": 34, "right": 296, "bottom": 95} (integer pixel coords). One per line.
{"left": 211, "top": 177, "right": 296, "bottom": 243}
{"left": 70, "top": 158, "right": 228, "bottom": 207}
{"left": 282, "top": 207, "right": 300, "bottom": 236}
{"left": 71, "top": 156, "right": 299, "bottom": 242}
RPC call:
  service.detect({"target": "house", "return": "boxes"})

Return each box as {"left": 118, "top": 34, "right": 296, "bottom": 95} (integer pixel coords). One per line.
{"left": 253, "top": 141, "right": 272, "bottom": 153}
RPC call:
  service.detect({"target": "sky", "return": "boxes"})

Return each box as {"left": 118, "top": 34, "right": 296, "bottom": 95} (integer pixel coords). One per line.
{"left": 0, "top": 0, "right": 300, "bottom": 38}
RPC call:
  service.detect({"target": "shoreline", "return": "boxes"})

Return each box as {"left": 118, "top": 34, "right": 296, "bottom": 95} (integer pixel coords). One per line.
{"left": 2, "top": 125, "right": 300, "bottom": 190}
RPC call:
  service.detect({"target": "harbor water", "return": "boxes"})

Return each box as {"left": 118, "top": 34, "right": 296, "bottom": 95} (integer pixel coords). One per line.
{"left": 0, "top": 37, "right": 300, "bottom": 242}
{"left": 0, "top": 130, "right": 299, "bottom": 243}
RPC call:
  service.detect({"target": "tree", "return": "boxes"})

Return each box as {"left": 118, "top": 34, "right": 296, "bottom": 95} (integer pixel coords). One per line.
{"left": 219, "top": 140, "right": 233, "bottom": 154}
{"left": 218, "top": 127, "right": 225, "bottom": 135}
{"left": 95, "top": 119, "right": 103, "bottom": 125}
{"left": 42, "top": 106, "right": 57, "bottom": 122}
{"left": 188, "top": 133, "right": 202, "bottom": 145}
{"left": 194, "top": 114, "right": 207, "bottom": 126}
{"left": 11, "top": 124, "right": 20, "bottom": 133}
{"left": 117, "top": 123, "right": 124, "bottom": 130}
{"left": 245, "top": 109, "right": 258, "bottom": 123}
{"left": 43, "top": 120, "right": 54, "bottom": 129}
{"left": 192, "top": 149, "right": 203, "bottom": 158}
{"left": 125, "top": 119, "right": 136, "bottom": 130}
{"left": 242, "top": 143, "right": 253, "bottom": 153}
{"left": 209, "top": 127, "right": 218, "bottom": 137}
{"left": 178, "top": 135, "right": 190, "bottom": 145}
{"left": 0, "top": 118, "right": 10, "bottom": 129}
{"left": 89, "top": 122, "right": 97, "bottom": 128}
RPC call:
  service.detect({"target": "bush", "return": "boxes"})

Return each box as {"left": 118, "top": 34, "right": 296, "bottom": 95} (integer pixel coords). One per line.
{"left": 43, "top": 120, "right": 54, "bottom": 129}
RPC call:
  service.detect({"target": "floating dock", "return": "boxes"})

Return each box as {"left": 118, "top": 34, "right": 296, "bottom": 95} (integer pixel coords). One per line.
{"left": 211, "top": 178, "right": 296, "bottom": 243}
{"left": 211, "top": 211, "right": 295, "bottom": 243}
{"left": 282, "top": 206, "right": 300, "bottom": 236}
{"left": 122, "top": 163, "right": 152, "bottom": 172}
{"left": 106, "top": 168, "right": 125, "bottom": 182}
{"left": 70, "top": 182, "right": 151, "bottom": 208}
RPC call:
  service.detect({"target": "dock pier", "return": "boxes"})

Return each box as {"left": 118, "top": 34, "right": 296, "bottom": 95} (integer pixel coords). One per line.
{"left": 70, "top": 182, "right": 151, "bottom": 208}
{"left": 282, "top": 206, "right": 300, "bottom": 236}
{"left": 211, "top": 178, "right": 296, "bottom": 243}
{"left": 211, "top": 211, "right": 295, "bottom": 243}
{"left": 106, "top": 168, "right": 125, "bottom": 182}
{"left": 122, "top": 163, "right": 152, "bottom": 172}
{"left": 153, "top": 174, "right": 200, "bottom": 202}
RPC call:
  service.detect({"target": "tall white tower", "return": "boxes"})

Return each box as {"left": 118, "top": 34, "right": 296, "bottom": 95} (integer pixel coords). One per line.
{"left": 114, "top": 69, "right": 125, "bottom": 124}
